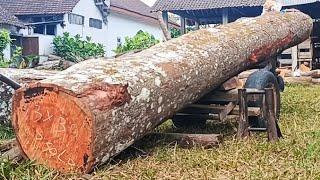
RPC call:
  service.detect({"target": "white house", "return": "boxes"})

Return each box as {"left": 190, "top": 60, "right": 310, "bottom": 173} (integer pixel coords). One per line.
{"left": 0, "top": 0, "right": 178, "bottom": 57}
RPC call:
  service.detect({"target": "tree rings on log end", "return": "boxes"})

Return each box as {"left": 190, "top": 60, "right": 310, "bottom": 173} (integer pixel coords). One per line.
{"left": 12, "top": 84, "right": 94, "bottom": 173}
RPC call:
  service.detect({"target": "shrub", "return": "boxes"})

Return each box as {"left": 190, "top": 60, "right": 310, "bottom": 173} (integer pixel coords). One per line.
{"left": 114, "top": 30, "right": 160, "bottom": 55}
{"left": 170, "top": 28, "right": 181, "bottom": 38}
{"left": 53, "top": 32, "right": 105, "bottom": 62}
{"left": 0, "top": 30, "right": 12, "bottom": 66}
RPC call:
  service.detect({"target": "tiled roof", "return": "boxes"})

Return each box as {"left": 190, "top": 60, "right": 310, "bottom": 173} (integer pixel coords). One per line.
{"left": 0, "top": 0, "right": 81, "bottom": 15}
{"left": 111, "top": 0, "right": 158, "bottom": 19}
{"left": 0, "top": 5, "right": 24, "bottom": 27}
{"left": 0, "top": 0, "right": 160, "bottom": 18}
{"left": 111, "top": 0, "right": 179, "bottom": 27}
{"left": 0, "top": 0, "right": 178, "bottom": 27}
{"left": 152, "top": 0, "right": 319, "bottom": 11}
{"left": 152, "top": 0, "right": 265, "bottom": 11}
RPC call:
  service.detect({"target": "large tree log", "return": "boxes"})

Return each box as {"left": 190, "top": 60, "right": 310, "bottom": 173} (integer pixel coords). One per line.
{"left": 12, "top": 12, "right": 312, "bottom": 173}
{"left": 0, "top": 69, "right": 57, "bottom": 124}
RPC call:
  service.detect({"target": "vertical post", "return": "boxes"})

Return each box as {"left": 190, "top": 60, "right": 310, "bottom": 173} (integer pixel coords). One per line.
{"left": 291, "top": 46, "right": 298, "bottom": 74}
{"left": 157, "top": 12, "right": 172, "bottom": 41}
{"left": 237, "top": 89, "right": 249, "bottom": 139}
{"left": 265, "top": 88, "right": 280, "bottom": 142}
{"left": 180, "top": 16, "right": 186, "bottom": 35}
{"left": 195, "top": 21, "right": 200, "bottom": 30}
{"left": 222, "top": 8, "right": 229, "bottom": 25}
{"left": 162, "top": 11, "right": 169, "bottom": 30}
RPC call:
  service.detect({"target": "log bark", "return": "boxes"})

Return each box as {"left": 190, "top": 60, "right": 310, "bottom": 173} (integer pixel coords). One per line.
{"left": 0, "top": 68, "right": 57, "bottom": 124}
{"left": 11, "top": 12, "right": 312, "bottom": 173}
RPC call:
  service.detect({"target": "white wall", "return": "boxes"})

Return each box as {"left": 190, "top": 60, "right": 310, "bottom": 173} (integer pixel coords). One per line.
{"left": 3, "top": 45, "right": 10, "bottom": 60}
{"left": 106, "top": 13, "right": 164, "bottom": 57}
{"left": 38, "top": 35, "right": 54, "bottom": 55}
{"left": 140, "top": 0, "right": 157, "bottom": 6}
{"left": 58, "top": 0, "right": 108, "bottom": 55}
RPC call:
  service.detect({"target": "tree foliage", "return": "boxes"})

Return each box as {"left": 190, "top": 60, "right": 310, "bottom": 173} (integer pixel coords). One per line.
{"left": 170, "top": 28, "right": 181, "bottom": 38}
{"left": 0, "top": 30, "right": 11, "bottom": 64}
{"left": 53, "top": 32, "right": 105, "bottom": 62}
{"left": 114, "top": 30, "right": 160, "bottom": 55}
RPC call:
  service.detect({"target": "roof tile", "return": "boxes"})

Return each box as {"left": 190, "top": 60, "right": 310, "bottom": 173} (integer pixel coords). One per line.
{"left": 0, "top": 5, "right": 24, "bottom": 27}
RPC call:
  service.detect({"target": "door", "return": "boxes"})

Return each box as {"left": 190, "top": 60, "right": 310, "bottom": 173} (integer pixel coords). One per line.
{"left": 22, "top": 37, "right": 39, "bottom": 56}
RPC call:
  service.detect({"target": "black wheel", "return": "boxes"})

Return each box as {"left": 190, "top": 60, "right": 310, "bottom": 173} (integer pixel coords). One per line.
{"left": 244, "top": 70, "right": 281, "bottom": 128}
{"left": 172, "top": 115, "right": 207, "bottom": 128}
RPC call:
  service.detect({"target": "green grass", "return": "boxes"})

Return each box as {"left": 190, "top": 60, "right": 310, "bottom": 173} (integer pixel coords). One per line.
{"left": 1, "top": 83, "right": 320, "bottom": 179}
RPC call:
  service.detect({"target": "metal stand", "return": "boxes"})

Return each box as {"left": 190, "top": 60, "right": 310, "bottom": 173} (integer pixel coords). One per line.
{"left": 237, "top": 88, "right": 283, "bottom": 141}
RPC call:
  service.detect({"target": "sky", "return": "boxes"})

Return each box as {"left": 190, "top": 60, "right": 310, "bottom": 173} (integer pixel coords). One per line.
{"left": 141, "top": 0, "right": 157, "bottom": 6}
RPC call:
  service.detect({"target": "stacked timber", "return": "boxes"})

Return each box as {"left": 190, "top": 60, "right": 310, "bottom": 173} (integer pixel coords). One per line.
{"left": 11, "top": 11, "right": 312, "bottom": 173}
{"left": 0, "top": 69, "right": 57, "bottom": 124}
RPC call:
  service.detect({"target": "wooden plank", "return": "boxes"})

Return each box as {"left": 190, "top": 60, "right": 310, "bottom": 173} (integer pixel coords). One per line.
{"left": 285, "top": 77, "right": 312, "bottom": 84}
{"left": 298, "top": 40, "right": 311, "bottom": 49}
{"left": 180, "top": 16, "right": 186, "bottom": 34}
{"left": 282, "top": 49, "right": 292, "bottom": 54}
{"left": 237, "top": 89, "right": 249, "bottom": 139}
{"left": 219, "top": 77, "right": 243, "bottom": 91}
{"left": 182, "top": 104, "right": 261, "bottom": 117}
{"left": 292, "top": 46, "right": 298, "bottom": 72}
{"left": 265, "top": 88, "right": 282, "bottom": 141}
{"left": 200, "top": 89, "right": 238, "bottom": 103}
{"left": 219, "top": 102, "right": 236, "bottom": 120}
{"left": 298, "top": 52, "right": 312, "bottom": 59}
{"left": 311, "top": 70, "right": 320, "bottom": 78}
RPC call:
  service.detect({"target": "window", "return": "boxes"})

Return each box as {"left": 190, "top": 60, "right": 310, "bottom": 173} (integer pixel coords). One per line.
{"left": 33, "top": 24, "right": 57, "bottom": 35}
{"left": 46, "top": 25, "right": 56, "bottom": 35}
{"left": 117, "top": 37, "right": 122, "bottom": 46}
{"left": 89, "top": 18, "right": 102, "bottom": 29}
{"left": 68, "top": 13, "right": 84, "bottom": 25}
{"left": 33, "top": 24, "right": 45, "bottom": 34}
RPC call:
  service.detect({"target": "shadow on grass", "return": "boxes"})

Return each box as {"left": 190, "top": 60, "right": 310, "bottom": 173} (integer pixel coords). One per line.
{"left": 108, "top": 119, "right": 238, "bottom": 166}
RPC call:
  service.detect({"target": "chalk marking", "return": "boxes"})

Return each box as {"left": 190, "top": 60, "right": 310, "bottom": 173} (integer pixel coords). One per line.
{"left": 58, "top": 150, "right": 67, "bottom": 163}
{"left": 43, "top": 110, "right": 53, "bottom": 122}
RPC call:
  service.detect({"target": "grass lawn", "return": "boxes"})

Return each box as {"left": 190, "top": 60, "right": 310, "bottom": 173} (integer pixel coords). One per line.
{"left": 1, "top": 83, "right": 320, "bottom": 179}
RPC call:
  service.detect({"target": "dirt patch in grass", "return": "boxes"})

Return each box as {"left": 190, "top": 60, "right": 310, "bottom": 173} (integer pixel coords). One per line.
{"left": 1, "top": 84, "right": 320, "bottom": 179}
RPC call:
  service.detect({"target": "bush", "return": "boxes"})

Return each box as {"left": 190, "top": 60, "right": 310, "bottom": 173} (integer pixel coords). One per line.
{"left": 114, "top": 30, "right": 160, "bottom": 55}
{"left": 0, "top": 30, "right": 12, "bottom": 66}
{"left": 53, "top": 32, "right": 105, "bottom": 62}
{"left": 170, "top": 28, "right": 181, "bottom": 38}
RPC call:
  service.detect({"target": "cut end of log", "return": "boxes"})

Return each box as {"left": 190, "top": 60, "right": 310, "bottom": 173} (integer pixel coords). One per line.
{"left": 12, "top": 84, "right": 94, "bottom": 173}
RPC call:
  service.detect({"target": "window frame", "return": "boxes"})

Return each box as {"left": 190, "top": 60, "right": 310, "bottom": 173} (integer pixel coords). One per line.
{"left": 89, "top": 18, "right": 103, "bottom": 29}
{"left": 68, "top": 13, "right": 85, "bottom": 25}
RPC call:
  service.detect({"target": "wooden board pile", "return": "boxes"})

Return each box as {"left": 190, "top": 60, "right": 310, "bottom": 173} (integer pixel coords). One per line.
{"left": 277, "top": 64, "right": 320, "bottom": 84}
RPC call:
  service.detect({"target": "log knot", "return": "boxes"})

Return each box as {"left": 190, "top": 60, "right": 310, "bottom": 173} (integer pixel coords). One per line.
{"left": 78, "top": 83, "right": 131, "bottom": 111}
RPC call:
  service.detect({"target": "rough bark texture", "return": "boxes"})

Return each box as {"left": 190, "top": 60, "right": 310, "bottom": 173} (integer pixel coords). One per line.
{"left": 12, "top": 12, "right": 312, "bottom": 173}
{"left": 0, "top": 69, "right": 57, "bottom": 124}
